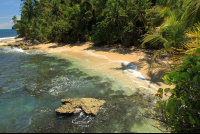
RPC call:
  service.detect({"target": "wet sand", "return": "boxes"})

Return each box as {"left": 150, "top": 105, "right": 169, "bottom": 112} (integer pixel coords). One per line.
{"left": 0, "top": 39, "right": 174, "bottom": 96}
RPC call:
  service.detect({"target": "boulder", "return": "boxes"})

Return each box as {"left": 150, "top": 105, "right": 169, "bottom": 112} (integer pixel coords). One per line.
{"left": 14, "top": 43, "right": 29, "bottom": 50}
{"left": 56, "top": 98, "right": 106, "bottom": 115}
{"left": 21, "top": 46, "right": 29, "bottom": 50}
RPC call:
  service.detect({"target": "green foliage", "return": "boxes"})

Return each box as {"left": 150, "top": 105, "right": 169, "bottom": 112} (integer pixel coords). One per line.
{"left": 183, "top": 0, "right": 200, "bottom": 30}
{"left": 91, "top": 20, "right": 118, "bottom": 44}
{"left": 141, "top": 14, "right": 187, "bottom": 69}
{"left": 14, "top": 0, "right": 200, "bottom": 47}
{"left": 50, "top": 20, "right": 72, "bottom": 43}
{"left": 11, "top": 0, "right": 154, "bottom": 46}
{"left": 12, "top": 15, "right": 17, "bottom": 24}
{"left": 142, "top": 15, "right": 185, "bottom": 49}
{"left": 154, "top": 48, "right": 200, "bottom": 133}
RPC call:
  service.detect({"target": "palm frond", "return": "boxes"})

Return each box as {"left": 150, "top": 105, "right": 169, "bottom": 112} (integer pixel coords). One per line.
{"left": 141, "top": 33, "right": 168, "bottom": 48}
{"left": 183, "top": 0, "right": 200, "bottom": 30}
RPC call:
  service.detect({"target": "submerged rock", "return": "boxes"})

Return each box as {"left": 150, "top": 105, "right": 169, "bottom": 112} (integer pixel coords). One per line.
{"left": 56, "top": 98, "right": 106, "bottom": 115}
{"left": 7, "top": 41, "right": 30, "bottom": 50}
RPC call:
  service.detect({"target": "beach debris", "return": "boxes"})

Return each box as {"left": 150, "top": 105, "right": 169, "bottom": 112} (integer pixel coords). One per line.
{"left": 121, "top": 61, "right": 131, "bottom": 68}
{"left": 121, "top": 61, "right": 147, "bottom": 81}
{"left": 156, "top": 88, "right": 164, "bottom": 98}
{"left": 156, "top": 92, "right": 163, "bottom": 98}
{"left": 156, "top": 121, "right": 160, "bottom": 127}
{"left": 121, "top": 61, "right": 137, "bottom": 70}
{"left": 56, "top": 98, "right": 106, "bottom": 115}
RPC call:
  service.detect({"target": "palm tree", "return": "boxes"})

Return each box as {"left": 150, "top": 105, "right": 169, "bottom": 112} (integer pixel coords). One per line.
{"left": 182, "top": 0, "right": 200, "bottom": 30}
{"left": 103, "top": 0, "right": 127, "bottom": 44}
{"left": 51, "top": 0, "right": 64, "bottom": 21}
{"left": 141, "top": 0, "right": 200, "bottom": 71}
{"left": 78, "top": 0, "right": 95, "bottom": 40}
{"left": 184, "top": 22, "right": 200, "bottom": 54}
{"left": 132, "top": 0, "right": 152, "bottom": 29}
{"left": 12, "top": 15, "right": 17, "bottom": 24}
{"left": 141, "top": 15, "right": 186, "bottom": 69}
{"left": 21, "top": 0, "right": 38, "bottom": 38}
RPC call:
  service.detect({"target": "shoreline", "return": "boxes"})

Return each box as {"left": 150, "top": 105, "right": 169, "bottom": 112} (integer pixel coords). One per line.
{"left": 0, "top": 38, "right": 174, "bottom": 96}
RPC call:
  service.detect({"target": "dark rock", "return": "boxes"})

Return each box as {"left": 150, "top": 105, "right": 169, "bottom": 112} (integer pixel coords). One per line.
{"left": 31, "top": 40, "right": 40, "bottom": 45}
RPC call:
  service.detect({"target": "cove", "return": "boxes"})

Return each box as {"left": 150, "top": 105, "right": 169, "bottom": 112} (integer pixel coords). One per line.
{"left": 0, "top": 47, "right": 165, "bottom": 133}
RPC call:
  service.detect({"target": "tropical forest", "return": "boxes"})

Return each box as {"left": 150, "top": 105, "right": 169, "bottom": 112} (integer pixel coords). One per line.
{"left": 12, "top": 0, "right": 200, "bottom": 133}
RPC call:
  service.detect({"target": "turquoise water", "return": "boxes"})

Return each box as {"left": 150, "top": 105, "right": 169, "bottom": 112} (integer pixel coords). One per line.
{"left": 0, "top": 47, "right": 165, "bottom": 133}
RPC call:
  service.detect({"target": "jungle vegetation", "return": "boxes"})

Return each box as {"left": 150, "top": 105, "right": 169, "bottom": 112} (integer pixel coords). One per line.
{"left": 13, "top": 0, "right": 200, "bottom": 133}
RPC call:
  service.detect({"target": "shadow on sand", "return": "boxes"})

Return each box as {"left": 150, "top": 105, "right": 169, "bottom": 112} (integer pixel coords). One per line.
{"left": 45, "top": 41, "right": 170, "bottom": 88}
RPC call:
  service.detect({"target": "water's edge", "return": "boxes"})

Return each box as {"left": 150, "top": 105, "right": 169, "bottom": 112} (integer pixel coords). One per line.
{"left": 0, "top": 46, "right": 167, "bottom": 133}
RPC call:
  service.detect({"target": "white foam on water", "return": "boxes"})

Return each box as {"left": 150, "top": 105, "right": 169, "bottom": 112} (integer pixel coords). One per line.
{"left": 73, "top": 51, "right": 146, "bottom": 81}
{"left": 80, "top": 51, "right": 159, "bottom": 98}
{"left": 72, "top": 111, "right": 94, "bottom": 127}
{"left": 113, "top": 60, "right": 156, "bottom": 87}
{"left": 121, "top": 62, "right": 144, "bottom": 79}
{"left": 70, "top": 50, "right": 156, "bottom": 88}
{"left": 40, "top": 48, "right": 159, "bottom": 98}
{"left": 25, "top": 50, "right": 46, "bottom": 55}
{"left": 0, "top": 36, "right": 17, "bottom": 41}
{"left": 15, "top": 48, "right": 24, "bottom": 52}
{"left": 1, "top": 47, "right": 24, "bottom": 53}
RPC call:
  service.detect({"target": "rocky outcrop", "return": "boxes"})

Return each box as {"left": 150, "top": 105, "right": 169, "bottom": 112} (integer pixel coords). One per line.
{"left": 7, "top": 42, "right": 29, "bottom": 50}
{"left": 56, "top": 98, "right": 106, "bottom": 115}
{"left": 31, "top": 40, "right": 40, "bottom": 45}
{"left": 19, "top": 45, "right": 29, "bottom": 50}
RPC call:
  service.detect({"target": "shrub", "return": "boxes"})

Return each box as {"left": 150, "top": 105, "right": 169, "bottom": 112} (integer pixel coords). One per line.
{"left": 153, "top": 48, "right": 200, "bottom": 133}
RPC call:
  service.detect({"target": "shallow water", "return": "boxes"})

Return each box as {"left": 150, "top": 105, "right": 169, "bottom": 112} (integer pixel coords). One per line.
{"left": 0, "top": 47, "right": 165, "bottom": 133}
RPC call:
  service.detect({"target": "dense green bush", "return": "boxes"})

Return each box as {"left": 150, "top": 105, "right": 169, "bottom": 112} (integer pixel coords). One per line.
{"left": 91, "top": 20, "right": 118, "bottom": 44}
{"left": 13, "top": 0, "right": 200, "bottom": 48}
{"left": 154, "top": 48, "right": 200, "bottom": 133}
{"left": 50, "top": 20, "right": 72, "bottom": 43}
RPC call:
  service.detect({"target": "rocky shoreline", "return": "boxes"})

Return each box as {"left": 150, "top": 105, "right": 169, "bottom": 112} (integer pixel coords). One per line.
{"left": 0, "top": 38, "right": 42, "bottom": 50}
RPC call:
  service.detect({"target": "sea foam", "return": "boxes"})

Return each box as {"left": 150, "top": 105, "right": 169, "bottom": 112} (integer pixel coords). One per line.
{"left": 0, "top": 36, "right": 17, "bottom": 41}
{"left": 0, "top": 47, "right": 24, "bottom": 53}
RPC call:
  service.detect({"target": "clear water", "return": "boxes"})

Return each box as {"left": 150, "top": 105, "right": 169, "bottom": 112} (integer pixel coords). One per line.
{"left": 0, "top": 29, "right": 18, "bottom": 41}
{"left": 0, "top": 47, "right": 166, "bottom": 133}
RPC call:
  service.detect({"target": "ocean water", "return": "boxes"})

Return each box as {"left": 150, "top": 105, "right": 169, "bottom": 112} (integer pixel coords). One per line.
{"left": 0, "top": 47, "right": 166, "bottom": 133}
{"left": 0, "top": 29, "right": 18, "bottom": 41}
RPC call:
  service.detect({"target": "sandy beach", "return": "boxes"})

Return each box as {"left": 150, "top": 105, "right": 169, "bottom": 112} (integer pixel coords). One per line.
{"left": 1, "top": 38, "right": 174, "bottom": 96}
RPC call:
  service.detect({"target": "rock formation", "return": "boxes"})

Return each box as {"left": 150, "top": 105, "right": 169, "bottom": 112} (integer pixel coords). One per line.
{"left": 56, "top": 98, "right": 106, "bottom": 115}
{"left": 7, "top": 42, "right": 29, "bottom": 50}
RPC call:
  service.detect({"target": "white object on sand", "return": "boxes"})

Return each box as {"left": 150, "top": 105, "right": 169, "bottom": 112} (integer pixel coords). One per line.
{"left": 121, "top": 61, "right": 146, "bottom": 80}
